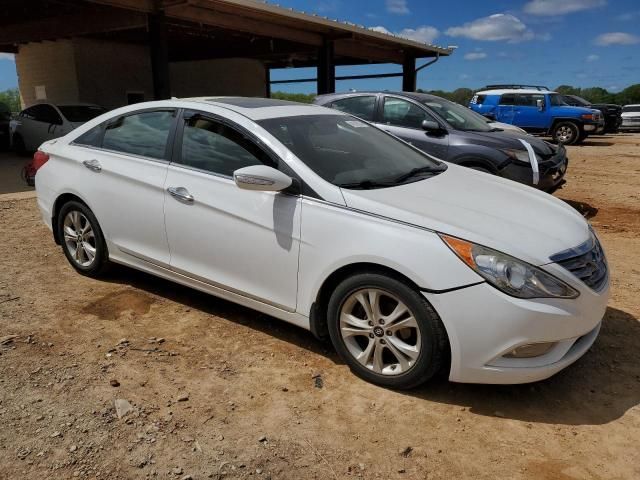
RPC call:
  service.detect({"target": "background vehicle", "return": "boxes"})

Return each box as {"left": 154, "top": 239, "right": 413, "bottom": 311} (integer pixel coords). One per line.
{"left": 562, "top": 94, "right": 622, "bottom": 134}
{"left": 620, "top": 105, "right": 640, "bottom": 132}
{"left": 469, "top": 88, "right": 602, "bottom": 145}
{"left": 315, "top": 91, "right": 567, "bottom": 192}
{"left": 0, "top": 102, "right": 11, "bottom": 151}
{"left": 32, "top": 97, "right": 608, "bottom": 389}
{"left": 10, "top": 103, "right": 106, "bottom": 154}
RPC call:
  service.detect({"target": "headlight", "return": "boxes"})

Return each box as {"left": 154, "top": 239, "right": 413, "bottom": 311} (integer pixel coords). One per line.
{"left": 500, "top": 148, "right": 531, "bottom": 164}
{"left": 440, "top": 235, "right": 579, "bottom": 299}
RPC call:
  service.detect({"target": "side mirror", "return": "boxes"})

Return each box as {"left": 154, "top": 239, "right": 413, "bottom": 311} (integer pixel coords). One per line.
{"left": 536, "top": 99, "right": 544, "bottom": 111}
{"left": 421, "top": 120, "right": 442, "bottom": 133}
{"left": 233, "top": 165, "right": 293, "bottom": 192}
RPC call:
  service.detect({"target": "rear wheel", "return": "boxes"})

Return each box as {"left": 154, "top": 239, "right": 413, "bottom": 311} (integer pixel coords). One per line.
{"left": 327, "top": 273, "right": 448, "bottom": 389}
{"left": 552, "top": 122, "right": 580, "bottom": 145}
{"left": 57, "top": 201, "right": 110, "bottom": 277}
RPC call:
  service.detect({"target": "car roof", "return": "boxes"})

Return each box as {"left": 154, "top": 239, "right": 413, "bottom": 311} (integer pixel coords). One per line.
{"left": 475, "top": 89, "right": 557, "bottom": 95}
{"left": 316, "top": 91, "right": 446, "bottom": 103}
{"left": 181, "top": 96, "right": 335, "bottom": 120}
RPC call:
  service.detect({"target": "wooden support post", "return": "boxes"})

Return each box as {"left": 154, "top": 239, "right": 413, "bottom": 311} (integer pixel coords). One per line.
{"left": 148, "top": 10, "right": 170, "bottom": 100}
{"left": 402, "top": 54, "right": 416, "bottom": 92}
{"left": 317, "top": 39, "right": 335, "bottom": 94}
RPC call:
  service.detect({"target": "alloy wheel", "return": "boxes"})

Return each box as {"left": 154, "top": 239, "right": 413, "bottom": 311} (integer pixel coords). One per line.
{"left": 339, "top": 288, "right": 421, "bottom": 375}
{"left": 63, "top": 210, "right": 97, "bottom": 267}
{"left": 556, "top": 126, "right": 574, "bottom": 143}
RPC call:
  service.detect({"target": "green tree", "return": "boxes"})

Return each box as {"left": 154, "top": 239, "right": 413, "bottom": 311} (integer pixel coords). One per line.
{"left": 271, "top": 91, "right": 315, "bottom": 104}
{"left": 0, "top": 88, "right": 20, "bottom": 112}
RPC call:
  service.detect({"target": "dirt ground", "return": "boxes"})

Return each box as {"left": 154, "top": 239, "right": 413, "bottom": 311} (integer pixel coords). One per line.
{"left": 1, "top": 134, "right": 639, "bottom": 480}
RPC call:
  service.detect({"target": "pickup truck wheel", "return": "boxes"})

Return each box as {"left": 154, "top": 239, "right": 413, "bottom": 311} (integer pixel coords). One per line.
{"left": 552, "top": 122, "right": 579, "bottom": 145}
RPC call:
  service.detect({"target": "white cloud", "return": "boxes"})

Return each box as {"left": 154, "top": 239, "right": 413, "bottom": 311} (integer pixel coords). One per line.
{"left": 586, "top": 54, "right": 599, "bottom": 62}
{"left": 0, "top": 53, "right": 15, "bottom": 61}
{"left": 386, "top": 0, "right": 410, "bottom": 15}
{"left": 445, "top": 14, "right": 534, "bottom": 43}
{"left": 524, "top": 0, "right": 606, "bottom": 16}
{"left": 616, "top": 11, "right": 640, "bottom": 21}
{"left": 370, "top": 25, "right": 440, "bottom": 44}
{"left": 464, "top": 52, "right": 487, "bottom": 60}
{"left": 594, "top": 32, "right": 640, "bottom": 46}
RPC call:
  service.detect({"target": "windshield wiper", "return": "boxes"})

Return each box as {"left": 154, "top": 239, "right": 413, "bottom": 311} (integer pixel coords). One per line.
{"left": 337, "top": 179, "right": 397, "bottom": 190}
{"left": 392, "top": 165, "right": 445, "bottom": 184}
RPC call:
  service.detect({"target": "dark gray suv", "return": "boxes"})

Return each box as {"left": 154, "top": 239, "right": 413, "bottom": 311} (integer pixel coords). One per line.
{"left": 314, "top": 92, "right": 568, "bottom": 192}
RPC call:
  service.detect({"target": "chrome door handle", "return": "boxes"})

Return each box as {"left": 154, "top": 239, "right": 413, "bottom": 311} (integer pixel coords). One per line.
{"left": 82, "top": 159, "right": 101, "bottom": 172}
{"left": 167, "top": 186, "right": 194, "bottom": 203}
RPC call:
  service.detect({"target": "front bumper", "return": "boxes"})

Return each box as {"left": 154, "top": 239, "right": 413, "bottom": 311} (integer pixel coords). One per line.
{"left": 620, "top": 118, "right": 640, "bottom": 131}
{"left": 500, "top": 153, "right": 568, "bottom": 193}
{"left": 423, "top": 269, "right": 609, "bottom": 384}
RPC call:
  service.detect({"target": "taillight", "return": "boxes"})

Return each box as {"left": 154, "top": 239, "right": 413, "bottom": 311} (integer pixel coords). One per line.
{"left": 32, "top": 150, "right": 50, "bottom": 172}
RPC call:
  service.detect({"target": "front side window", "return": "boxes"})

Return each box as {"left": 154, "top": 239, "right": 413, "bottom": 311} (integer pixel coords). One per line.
{"left": 550, "top": 94, "right": 570, "bottom": 106}
{"left": 259, "top": 114, "right": 445, "bottom": 188}
{"left": 179, "top": 115, "right": 274, "bottom": 176}
{"left": 330, "top": 96, "right": 376, "bottom": 121}
{"left": 515, "top": 94, "right": 546, "bottom": 107}
{"left": 102, "top": 110, "right": 174, "bottom": 159}
{"left": 382, "top": 97, "right": 431, "bottom": 129}
{"left": 423, "top": 97, "right": 491, "bottom": 132}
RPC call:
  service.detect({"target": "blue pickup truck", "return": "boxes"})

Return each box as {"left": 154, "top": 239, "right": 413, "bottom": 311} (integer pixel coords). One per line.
{"left": 469, "top": 86, "right": 602, "bottom": 145}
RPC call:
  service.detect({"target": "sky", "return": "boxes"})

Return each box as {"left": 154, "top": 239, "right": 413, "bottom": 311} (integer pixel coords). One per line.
{"left": 0, "top": 0, "right": 638, "bottom": 94}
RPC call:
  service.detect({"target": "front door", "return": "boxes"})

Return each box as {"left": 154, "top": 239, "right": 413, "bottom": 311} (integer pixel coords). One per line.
{"left": 376, "top": 96, "right": 449, "bottom": 159}
{"left": 163, "top": 110, "right": 301, "bottom": 311}
{"left": 513, "top": 93, "right": 548, "bottom": 129}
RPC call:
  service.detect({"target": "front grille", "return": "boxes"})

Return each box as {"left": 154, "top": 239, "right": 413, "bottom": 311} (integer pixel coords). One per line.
{"left": 551, "top": 235, "right": 608, "bottom": 292}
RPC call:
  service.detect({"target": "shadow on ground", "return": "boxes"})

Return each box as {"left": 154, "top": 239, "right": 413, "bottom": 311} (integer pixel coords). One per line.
{"left": 100, "top": 265, "right": 639, "bottom": 427}
{"left": 561, "top": 198, "right": 599, "bottom": 219}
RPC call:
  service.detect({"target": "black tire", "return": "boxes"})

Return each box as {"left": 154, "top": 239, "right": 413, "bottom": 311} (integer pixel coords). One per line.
{"left": 552, "top": 122, "right": 580, "bottom": 145}
{"left": 12, "top": 134, "right": 28, "bottom": 156}
{"left": 327, "top": 272, "right": 448, "bottom": 389}
{"left": 57, "top": 201, "right": 110, "bottom": 277}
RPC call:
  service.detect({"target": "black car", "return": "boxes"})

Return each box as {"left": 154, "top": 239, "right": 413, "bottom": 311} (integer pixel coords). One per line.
{"left": 0, "top": 102, "right": 11, "bottom": 151}
{"left": 314, "top": 91, "right": 568, "bottom": 193}
{"left": 562, "top": 95, "right": 622, "bottom": 133}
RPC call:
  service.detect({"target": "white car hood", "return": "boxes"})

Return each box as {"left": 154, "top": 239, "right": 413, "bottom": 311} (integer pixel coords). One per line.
{"left": 340, "top": 163, "right": 589, "bottom": 266}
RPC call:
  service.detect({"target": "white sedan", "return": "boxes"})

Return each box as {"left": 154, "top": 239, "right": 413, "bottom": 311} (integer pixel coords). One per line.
{"left": 33, "top": 97, "right": 609, "bottom": 389}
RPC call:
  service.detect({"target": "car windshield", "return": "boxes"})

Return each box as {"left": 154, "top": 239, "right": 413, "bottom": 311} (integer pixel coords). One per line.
{"left": 258, "top": 114, "right": 446, "bottom": 189}
{"left": 623, "top": 106, "right": 640, "bottom": 113}
{"left": 422, "top": 97, "right": 492, "bottom": 132}
{"left": 567, "top": 95, "right": 590, "bottom": 106}
{"left": 58, "top": 105, "right": 106, "bottom": 123}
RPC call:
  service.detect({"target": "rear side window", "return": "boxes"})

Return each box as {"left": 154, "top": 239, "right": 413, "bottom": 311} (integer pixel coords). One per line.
{"left": 102, "top": 110, "right": 174, "bottom": 160}
{"left": 178, "top": 115, "right": 275, "bottom": 177}
{"left": 499, "top": 94, "right": 515, "bottom": 105}
{"left": 74, "top": 125, "right": 103, "bottom": 147}
{"left": 330, "top": 96, "right": 376, "bottom": 121}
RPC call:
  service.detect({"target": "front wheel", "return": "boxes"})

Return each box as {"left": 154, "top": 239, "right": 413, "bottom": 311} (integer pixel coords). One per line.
{"left": 57, "top": 201, "right": 110, "bottom": 277}
{"left": 327, "top": 273, "right": 448, "bottom": 389}
{"left": 552, "top": 122, "right": 580, "bottom": 145}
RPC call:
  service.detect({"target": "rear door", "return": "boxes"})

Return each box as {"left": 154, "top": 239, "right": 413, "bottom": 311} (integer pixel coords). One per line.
{"left": 376, "top": 95, "right": 449, "bottom": 158}
{"left": 67, "top": 108, "right": 176, "bottom": 265}
{"left": 163, "top": 109, "right": 301, "bottom": 311}
{"left": 496, "top": 94, "right": 515, "bottom": 124}
{"left": 513, "top": 93, "right": 548, "bottom": 129}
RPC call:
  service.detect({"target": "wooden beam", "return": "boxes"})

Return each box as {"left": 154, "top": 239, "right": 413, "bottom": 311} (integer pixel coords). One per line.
{"left": 0, "top": 10, "right": 147, "bottom": 44}
{"left": 317, "top": 39, "right": 335, "bottom": 94}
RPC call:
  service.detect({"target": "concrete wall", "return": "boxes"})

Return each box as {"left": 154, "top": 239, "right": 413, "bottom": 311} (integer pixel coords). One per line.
{"left": 15, "top": 39, "right": 267, "bottom": 109}
{"left": 74, "top": 38, "right": 154, "bottom": 109}
{"left": 170, "top": 58, "right": 266, "bottom": 98}
{"left": 15, "top": 40, "right": 80, "bottom": 107}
